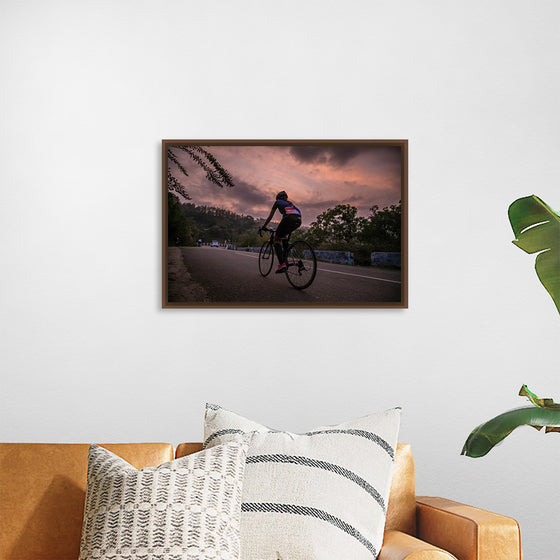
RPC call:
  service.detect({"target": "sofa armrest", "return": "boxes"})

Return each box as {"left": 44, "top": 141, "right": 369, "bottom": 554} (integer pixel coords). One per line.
{"left": 379, "top": 530, "right": 457, "bottom": 559}
{"left": 416, "top": 496, "right": 522, "bottom": 560}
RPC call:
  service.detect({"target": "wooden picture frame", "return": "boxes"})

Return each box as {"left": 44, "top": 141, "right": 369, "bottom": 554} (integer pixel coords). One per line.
{"left": 162, "top": 140, "right": 408, "bottom": 308}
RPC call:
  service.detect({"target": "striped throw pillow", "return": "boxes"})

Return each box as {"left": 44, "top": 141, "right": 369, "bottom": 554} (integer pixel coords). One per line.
{"left": 204, "top": 405, "right": 401, "bottom": 560}
{"left": 79, "top": 441, "right": 249, "bottom": 560}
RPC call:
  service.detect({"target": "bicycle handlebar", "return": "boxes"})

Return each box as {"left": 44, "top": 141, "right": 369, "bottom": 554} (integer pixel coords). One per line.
{"left": 259, "top": 226, "right": 276, "bottom": 237}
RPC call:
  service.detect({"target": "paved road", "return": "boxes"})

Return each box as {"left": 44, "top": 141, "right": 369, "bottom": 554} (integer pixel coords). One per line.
{"left": 173, "top": 246, "right": 402, "bottom": 305}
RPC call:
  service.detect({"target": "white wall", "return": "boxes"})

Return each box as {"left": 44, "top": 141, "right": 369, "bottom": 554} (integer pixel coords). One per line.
{"left": 1, "top": 1, "right": 559, "bottom": 558}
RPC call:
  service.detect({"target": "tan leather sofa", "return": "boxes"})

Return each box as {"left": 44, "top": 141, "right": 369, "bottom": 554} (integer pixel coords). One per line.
{"left": 0, "top": 442, "right": 521, "bottom": 560}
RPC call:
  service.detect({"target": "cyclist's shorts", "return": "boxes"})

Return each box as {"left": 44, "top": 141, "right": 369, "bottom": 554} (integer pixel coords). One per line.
{"left": 276, "top": 215, "right": 302, "bottom": 238}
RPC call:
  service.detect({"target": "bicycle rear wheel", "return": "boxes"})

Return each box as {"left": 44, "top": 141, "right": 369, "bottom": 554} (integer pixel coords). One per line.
{"left": 258, "top": 241, "right": 274, "bottom": 276}
{"left": 285, "top": 240, "right": 317, "bottom": 289}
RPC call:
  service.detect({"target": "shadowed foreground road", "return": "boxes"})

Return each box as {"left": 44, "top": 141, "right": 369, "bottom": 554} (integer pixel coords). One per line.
{"left": 169, "top": 246, "right": 403, "bottom": 306}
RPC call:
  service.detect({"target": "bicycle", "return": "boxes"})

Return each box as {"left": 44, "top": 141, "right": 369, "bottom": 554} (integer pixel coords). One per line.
{"left": 258, "top": 226, "right": 317, "bottom": 290}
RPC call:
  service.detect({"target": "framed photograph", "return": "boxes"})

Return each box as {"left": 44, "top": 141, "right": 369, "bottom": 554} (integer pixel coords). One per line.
{"left": 162, "top": 140, "right": 408, "bottom": 308}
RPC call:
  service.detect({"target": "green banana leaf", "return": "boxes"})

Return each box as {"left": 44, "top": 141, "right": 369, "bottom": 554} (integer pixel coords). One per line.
{"left": 508, "top": 195, "right": 560, "bottom": 314}
{"left": 461, "top": 386, "right": 560, "bottom": 458}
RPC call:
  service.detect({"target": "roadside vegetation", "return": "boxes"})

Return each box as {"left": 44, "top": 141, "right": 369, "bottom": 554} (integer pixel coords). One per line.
{"left": 168, "top": 198, "right": 262, "bottom": 247}
{"left": 168, "top": 196, "right": 401, "bottom": 266}
{"left": 294, "top": 202, "right": 401, "bottom": 265}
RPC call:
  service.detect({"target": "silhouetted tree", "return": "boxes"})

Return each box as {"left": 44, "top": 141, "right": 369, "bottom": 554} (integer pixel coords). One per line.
{"left": 361, "top": 201, "right": 401, "bottom": 251}
{"left": 167, "top": 145, "right": 234, "bottom": 200}
{"left": 307, "top": 204, "right": 363, "bottom": 247}
{"left": 168, "top": 193, "right": 201, "bottom": 246}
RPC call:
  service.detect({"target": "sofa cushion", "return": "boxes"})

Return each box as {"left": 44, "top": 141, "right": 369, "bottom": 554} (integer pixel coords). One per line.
{"left": 0, "top": 443, "right": 173, "bottom": 560}
{"left": 204, "top": 404, "right": 401, "bottom": 560}
{"left": 175, "top": 442, "right": 417, "bottom": 537}
{"left": 79, "top": 441, "right": 248, "bottom": 560}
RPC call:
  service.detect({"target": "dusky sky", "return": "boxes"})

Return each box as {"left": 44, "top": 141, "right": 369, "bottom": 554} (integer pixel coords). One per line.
{"left": 169, "top": 144, "right": 402, "bottom": 227}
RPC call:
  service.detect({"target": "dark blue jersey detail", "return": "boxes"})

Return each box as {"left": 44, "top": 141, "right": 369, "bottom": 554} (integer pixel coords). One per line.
{"left": 273, "top": 199, "right": 301, "bottom": 216}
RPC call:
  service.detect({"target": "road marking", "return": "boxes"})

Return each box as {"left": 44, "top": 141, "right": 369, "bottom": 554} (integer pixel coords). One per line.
{"left": 318, "top": 268, "right": 401, "bottom": 284}
{"left": 229, "top": 250, "right": 401, "bottom": 284}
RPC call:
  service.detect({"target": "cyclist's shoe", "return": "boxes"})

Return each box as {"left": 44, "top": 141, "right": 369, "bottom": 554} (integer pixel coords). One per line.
{"left": 275, "top": 262, "right": 287, "bottom": 273}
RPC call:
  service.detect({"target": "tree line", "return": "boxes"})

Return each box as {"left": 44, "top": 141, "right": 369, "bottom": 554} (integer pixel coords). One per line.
{"left": 168, "top": 195, "right": 401, "bottom": 265}
{"left": 302, "top": 202, "right": 401, "bottom": 263}
{"left": 168, "top": 194, "right": 262, "bottom": 247}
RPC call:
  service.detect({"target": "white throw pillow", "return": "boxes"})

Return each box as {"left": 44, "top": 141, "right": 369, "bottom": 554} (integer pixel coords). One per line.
{"left": 204, "top": 404, "right": 401, "bottom": 560}
{"left": 79, "top": 440, "right": 249, "bottom": 560}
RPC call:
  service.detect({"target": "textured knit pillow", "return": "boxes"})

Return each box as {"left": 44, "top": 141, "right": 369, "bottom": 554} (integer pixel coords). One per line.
{"left": 79, "top": 440, "right": 248, "bottom": 560}
{"left": 204, "top": 404, "right": 401, "bottom": 560}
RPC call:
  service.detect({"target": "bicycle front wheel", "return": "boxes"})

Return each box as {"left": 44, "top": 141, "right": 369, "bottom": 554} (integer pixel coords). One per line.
{"left": 258, "top": 241, "right": 274, "bottom": 277}
{"left": 285, "top": 241, "right": 317, "bottom": 289}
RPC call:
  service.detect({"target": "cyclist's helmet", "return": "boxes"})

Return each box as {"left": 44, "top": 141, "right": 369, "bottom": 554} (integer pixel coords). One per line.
{"left": 276, "top": 190, "right": 288, "bottom": 200}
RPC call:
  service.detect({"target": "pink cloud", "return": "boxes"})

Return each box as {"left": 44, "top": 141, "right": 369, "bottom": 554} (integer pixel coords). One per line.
{"left": 168, "top": 144, "right": 402, "bottom": 226}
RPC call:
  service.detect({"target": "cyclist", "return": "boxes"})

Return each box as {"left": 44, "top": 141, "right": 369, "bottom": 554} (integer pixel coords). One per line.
{"left": 260, "top": 190, "right": 302, "bottom": 273}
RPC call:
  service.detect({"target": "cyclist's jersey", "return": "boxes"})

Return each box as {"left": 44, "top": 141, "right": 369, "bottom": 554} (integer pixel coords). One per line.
{"left": 273, "top": 199, "right": 301, "bottom": 217}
